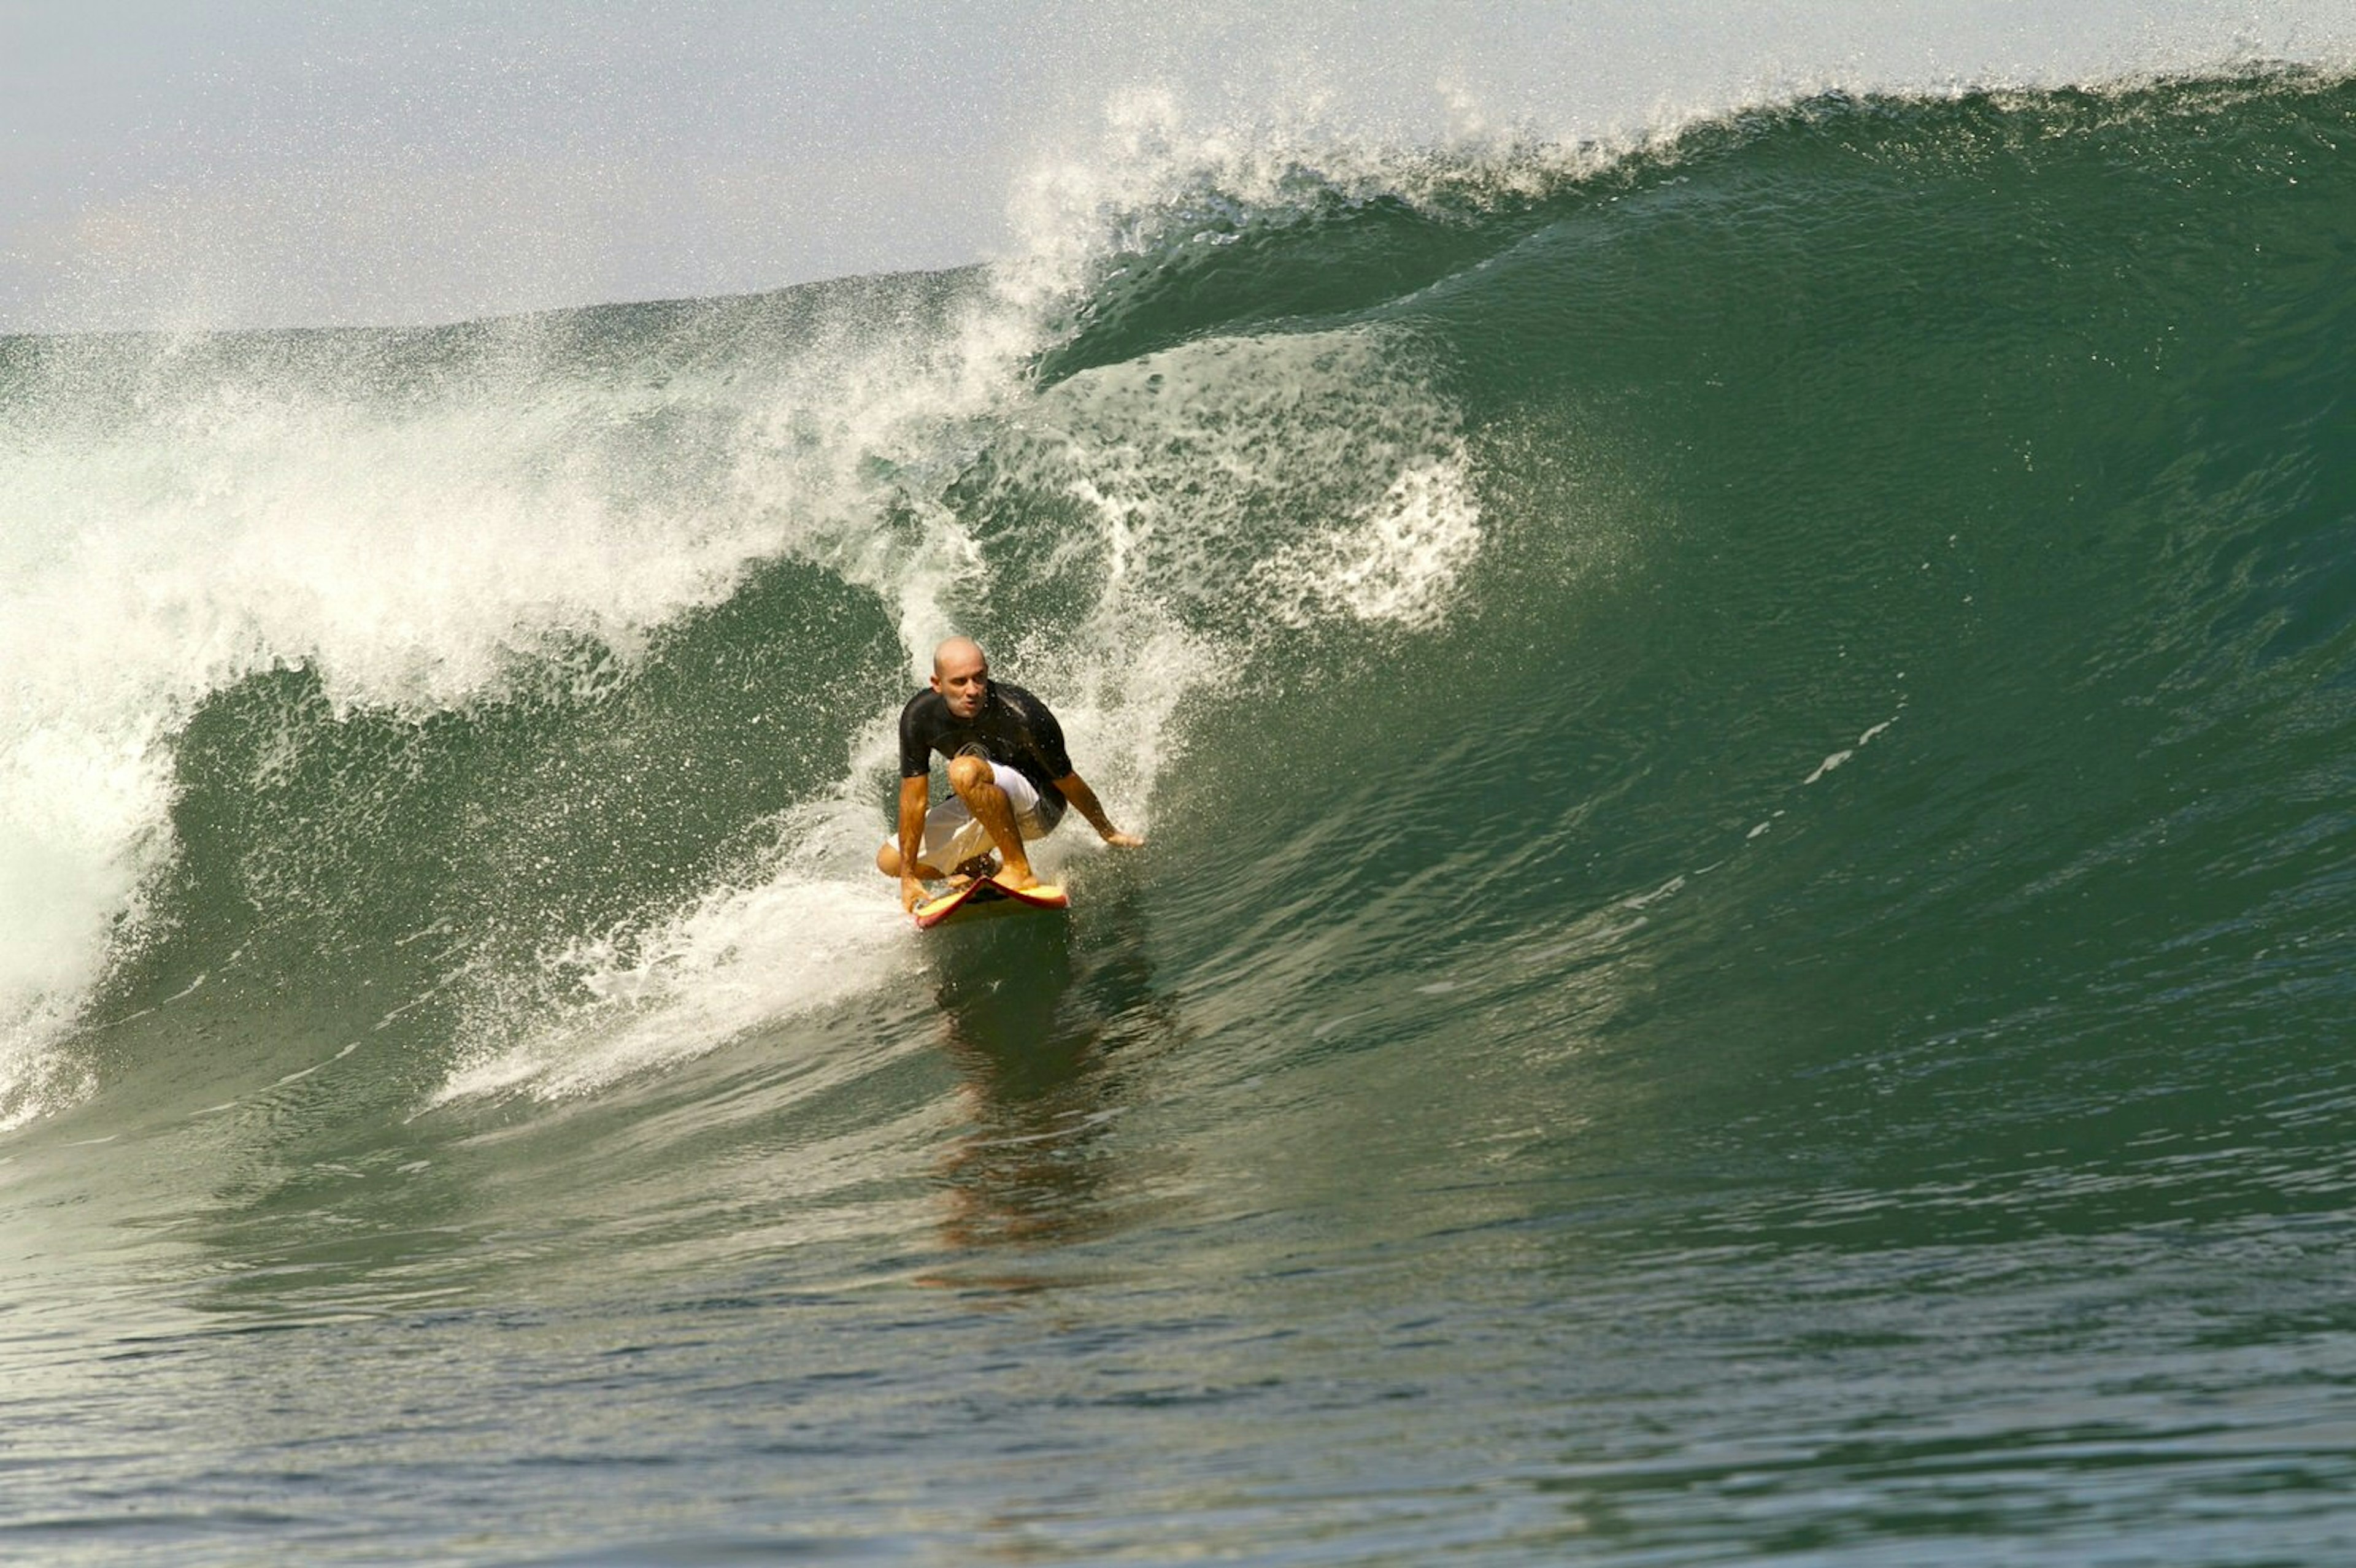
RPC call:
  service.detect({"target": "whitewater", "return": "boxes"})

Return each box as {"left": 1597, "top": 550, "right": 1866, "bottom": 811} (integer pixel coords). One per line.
{"left": 6, "top": 27, "right": 2356, "bottom": 1568}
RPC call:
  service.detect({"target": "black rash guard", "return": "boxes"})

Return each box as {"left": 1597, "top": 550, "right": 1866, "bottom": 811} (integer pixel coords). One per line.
{"left": 898, "top": 680, "right": 1073, "bottom": 829}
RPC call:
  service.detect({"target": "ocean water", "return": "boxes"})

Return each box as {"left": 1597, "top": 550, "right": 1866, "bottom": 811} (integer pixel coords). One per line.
{"left": 6, "top": 66, "right": 2356, "bottom": 1566}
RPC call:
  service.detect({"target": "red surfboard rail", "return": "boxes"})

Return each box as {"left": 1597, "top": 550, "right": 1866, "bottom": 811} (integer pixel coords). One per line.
{"left": 912, "top": 877, "right": 1071, "bottom": 930}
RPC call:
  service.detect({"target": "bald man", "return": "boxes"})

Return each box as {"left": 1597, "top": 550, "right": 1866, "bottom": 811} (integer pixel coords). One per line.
{"left": 877, "top": 637, "right": 1144, "bottom": 913}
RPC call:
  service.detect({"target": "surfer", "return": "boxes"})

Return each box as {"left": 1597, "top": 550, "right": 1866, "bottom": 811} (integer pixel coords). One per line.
{"left": 878, "top": 637, "right": 1144, "bottom": 913}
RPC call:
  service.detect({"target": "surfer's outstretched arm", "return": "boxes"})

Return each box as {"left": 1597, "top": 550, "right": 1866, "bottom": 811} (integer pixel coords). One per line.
{"left": 1053, "top": 772, "right": 1144, "bottom": 849}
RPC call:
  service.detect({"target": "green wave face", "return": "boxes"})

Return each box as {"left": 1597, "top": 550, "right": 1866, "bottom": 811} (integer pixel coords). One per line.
{"left": 2, "top": 70, "right": 2354, "bottom": 1567}
{"left": 4, "top": 67, "right": 2349, "bottom": 1184}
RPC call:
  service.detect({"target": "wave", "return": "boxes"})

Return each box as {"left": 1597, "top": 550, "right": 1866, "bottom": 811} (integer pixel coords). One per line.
{"left": 5, "top": 67, "right": 2354, "bottom": 1142}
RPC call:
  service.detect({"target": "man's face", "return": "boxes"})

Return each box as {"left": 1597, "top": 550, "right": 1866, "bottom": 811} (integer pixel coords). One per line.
{"left": 932, "top": 646, "right": 989, "bottom": 719}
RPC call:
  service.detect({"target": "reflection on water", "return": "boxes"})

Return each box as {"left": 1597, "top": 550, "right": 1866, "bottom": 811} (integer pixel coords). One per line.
{"left": 919, "top": 883, "right": 1189, "bottom": 1275}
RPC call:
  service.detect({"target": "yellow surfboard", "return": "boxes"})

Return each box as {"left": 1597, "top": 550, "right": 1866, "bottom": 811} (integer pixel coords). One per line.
{"left": 913, "top": 877, "right": 1071, "bottom": 930}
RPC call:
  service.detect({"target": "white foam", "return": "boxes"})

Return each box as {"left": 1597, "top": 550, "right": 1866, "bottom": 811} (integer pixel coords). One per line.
{"left": 995, "top": 85, "right": 1620, "bottom": 330}
{"left": 433, "top": 804, "right": 916, "bottom": 1104}
{"left": 0, "top": 295, "right": 1046, "bottom": 1113}
{"left": 1250, "top": 453, "right": 1484, "bottom": 631}
{"left": 1803, "top": 707, "right": 1905, "bottom": 785}
{"left": 1007, "top": 326, "right": 1479, "bottom": 637}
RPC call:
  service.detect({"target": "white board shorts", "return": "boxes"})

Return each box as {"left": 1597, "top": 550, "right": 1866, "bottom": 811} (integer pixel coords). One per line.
{"left": 887, "top": 763, "right": 1054, "bottom": 872}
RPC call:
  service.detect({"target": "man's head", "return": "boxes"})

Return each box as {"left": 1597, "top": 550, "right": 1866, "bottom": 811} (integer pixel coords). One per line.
{"left": 930, "top": 637, "right": 990, "bottom": 719}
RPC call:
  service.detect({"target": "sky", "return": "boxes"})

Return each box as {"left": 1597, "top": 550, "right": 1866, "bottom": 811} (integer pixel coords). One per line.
{"left": 4, "top": 0, "right": 2350, "bottom": 332}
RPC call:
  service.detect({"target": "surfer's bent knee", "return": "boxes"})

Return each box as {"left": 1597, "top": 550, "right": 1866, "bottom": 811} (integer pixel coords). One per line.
{"left": 945, "top": 754, "right": 995, "bottom": 797}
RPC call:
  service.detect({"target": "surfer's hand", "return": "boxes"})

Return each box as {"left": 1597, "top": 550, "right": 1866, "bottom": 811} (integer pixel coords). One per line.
{"left": 900, "top": 872, "right": 926, "bottom": 913}
{"left": 1101, "top": 829, "right": 1144, "bottom": 849}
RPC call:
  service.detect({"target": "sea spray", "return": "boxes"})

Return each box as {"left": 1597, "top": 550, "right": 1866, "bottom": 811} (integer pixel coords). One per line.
{"left": 0, "top": 283, "right": 1025, "bottom": 1111}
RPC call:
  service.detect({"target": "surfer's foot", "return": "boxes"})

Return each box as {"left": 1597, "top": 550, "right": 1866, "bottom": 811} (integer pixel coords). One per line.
{"left": 993, "top": 861, "right": 1042, "bottom": 893}
{"left": 947, "top": 853, "right": 999, "bottom": 888}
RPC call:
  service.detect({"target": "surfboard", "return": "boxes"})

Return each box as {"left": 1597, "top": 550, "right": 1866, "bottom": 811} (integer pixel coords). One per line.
{"left": 913, "top": 877, "right": 1070, "bottom": 930}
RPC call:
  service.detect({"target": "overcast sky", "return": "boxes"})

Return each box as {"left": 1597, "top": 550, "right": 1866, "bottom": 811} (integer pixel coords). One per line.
{"left": 4, "top": 1, "right": 2349, "bottom": 332}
